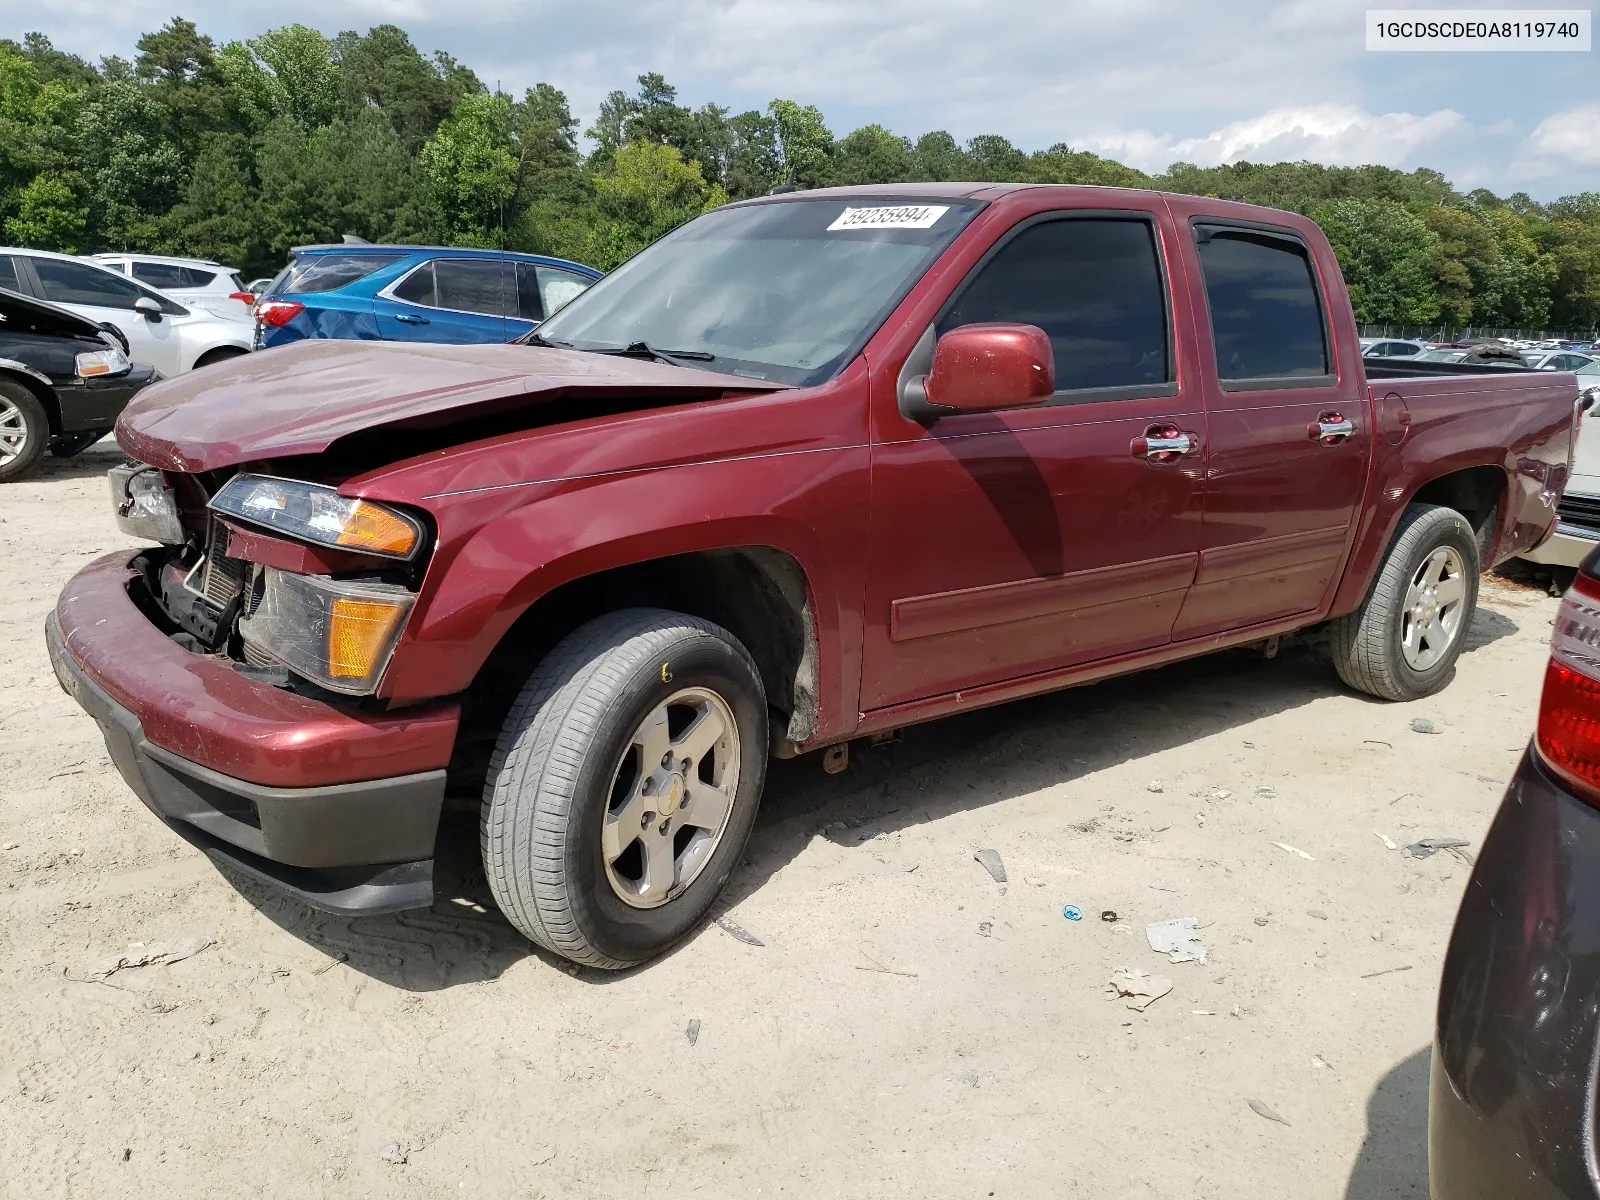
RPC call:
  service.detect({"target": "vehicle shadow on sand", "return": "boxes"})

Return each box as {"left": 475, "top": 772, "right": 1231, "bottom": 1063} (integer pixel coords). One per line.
{"left": 1344, "top": 1046, "right": 1431, "bottom": 1198}
{"left": 230, "top": 606, "right": 1520, "bottom": 990}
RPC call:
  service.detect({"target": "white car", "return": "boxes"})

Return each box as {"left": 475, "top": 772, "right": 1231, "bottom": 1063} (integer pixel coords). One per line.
{"left": 91, "top": 253, "right": 256, "bottom": 324}
{"left": 1522, "top": 360, "right": 1600, "bottom": 570}
{"left": 0, "top": 248, "right": 252, "bottom": 376}
{"left": 1526, "top": 350, "right": 1597, "bottom": 372}
{"left": 1361, "top": 338, "right": 1426, "bottom": 358}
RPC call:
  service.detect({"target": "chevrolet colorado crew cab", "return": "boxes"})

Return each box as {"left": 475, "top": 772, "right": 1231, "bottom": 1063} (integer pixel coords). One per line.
{"left": 47, "top": 184, "right": 1580, "bottom": 968}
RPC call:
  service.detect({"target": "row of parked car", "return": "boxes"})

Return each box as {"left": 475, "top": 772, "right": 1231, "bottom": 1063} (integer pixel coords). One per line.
{"left": 0, "top": 243, "right": 601, "bottom": 481}
{"left": 1362, "top": 334, "right": 1599, "bottom": 372}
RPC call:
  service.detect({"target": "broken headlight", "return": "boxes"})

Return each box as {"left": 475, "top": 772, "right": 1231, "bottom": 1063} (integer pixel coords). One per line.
{"left": 210, "top": 475, "right": 424, "bottom": 560}
{"left": 108, "top": 464, "right": 185, "bottom": 544}
{"left": 239, "top": 569, "right": 415, "bottom": 695}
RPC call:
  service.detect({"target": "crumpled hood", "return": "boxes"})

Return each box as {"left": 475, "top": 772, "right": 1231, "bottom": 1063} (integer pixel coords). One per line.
{"left": 116, "top": 338, "right": 785, "bottom": 472}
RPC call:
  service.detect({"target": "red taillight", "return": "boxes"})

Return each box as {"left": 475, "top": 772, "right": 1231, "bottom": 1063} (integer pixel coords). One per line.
{"left": 1536, "top": 579, "right": 1600, "bottom": 802}
{"left": 255, "top": 300, "right": 304, "bottom": 328}
{"left": 229, "top": 291, "right": 257, "bottom": 304}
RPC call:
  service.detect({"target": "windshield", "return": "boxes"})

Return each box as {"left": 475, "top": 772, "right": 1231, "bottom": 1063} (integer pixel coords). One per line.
{"left": 533, "top": 198, "right": 983, "bottom": 385}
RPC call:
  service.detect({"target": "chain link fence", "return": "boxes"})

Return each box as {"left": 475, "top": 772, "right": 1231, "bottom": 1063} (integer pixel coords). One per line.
{"left": 1358, "top": 323, "right": 1599, "bottom": 343}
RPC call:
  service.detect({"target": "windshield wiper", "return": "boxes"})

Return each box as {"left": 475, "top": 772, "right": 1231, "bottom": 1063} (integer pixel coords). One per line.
{"left": 514, "top": 330, "right": 568, "bottom": 347}
{"left": 590, "top": 341, "right": 716, "bottom": 367}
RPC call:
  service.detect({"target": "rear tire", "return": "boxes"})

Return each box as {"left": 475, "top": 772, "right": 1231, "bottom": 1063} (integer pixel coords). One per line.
{"left": 481, "top": 609, "right": 769, "bottom": 968}
{"left": 0, "top": 379, "right": 49, "bottom": 482}
{"left": 1329, "top": 502, "right": 1480, "bottom": 701}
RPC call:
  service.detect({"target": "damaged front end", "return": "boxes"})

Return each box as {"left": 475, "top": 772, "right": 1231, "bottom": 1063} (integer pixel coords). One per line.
{"left": 110, "top": 462, "right": 430, "bottom": 700}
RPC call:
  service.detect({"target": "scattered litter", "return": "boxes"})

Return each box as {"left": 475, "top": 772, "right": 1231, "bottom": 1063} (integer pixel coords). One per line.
{"left": 956, "top": 1069, "right": 979, "bottom": 1087}
{"left": 74, "top": 935, "right": 212, "bottom": 982}
{"left": 1476, "top": 775, "right": 1500, "bottom": 785}
{"left": 1146, "top": 917, "right": 1207, "bottom": 964}
{"left": 1372, "top": 930, "right": 1385, "bottom": 942}
{"left": 1111, "top": 924, "right": 1133, "bottom": 935}
{"left": 122, "top": 1148, "right": 131, "bottom": 1162}
{"left": 1062, "top": 905, "right": 1082, "bottom": 921}
{"left": 1214, "top": 789, "right": 1232, "bottom": 800}
{"left": 1271, "top": 841, "right": 1315, "bottom": 860}
{"left": 1243, "top": 741, "right": 1255, "bottom": 748}
{"left": 1405, "top": 837, "right": 1476, "bottom": 865}
{"left": 1, "top": 842, "right": 16, "bottom": 850}
{"left": 1312, "top": 1054, "right": 1334, "bottom": 1070}
{"left": 311, "top": 951, "right": 348, "bottom": 976}
{"left": 1362, "top": 740, "right": 1392, "bottom": 749}
{"left": 1374, "top": 831, "right": 1398, "bottom": 850}
{"left": 1146, "top": 780, "right": 1164, "bottom": 794}
{"left": 1410, "top": 718, "right": 1441, "bottom": 735}
{"left": 1361, "top": 964, "right": 1413, "bottom": 979}
{"left": 1255, "top": 787, "right": 1278, "bottom": 799}
{"left": 686, "top": 1019, "right": 701, "bottom": 1046}
{"left": 1101, "top": 910, "right": 1120, "bottom": 923}
{"left": 713, "top": 915, "right": 765, "bottom": 946}
{"left": 1390, "top": 792, "right": 1420, "bottom": 806}
{"left": 1023, "top": 875, "right": 1046, "bottom": 887}
{"left": 1253, "top": 916, "right": 1269, "bottom": 927}
{"left": 1148, "top": 884, "right": 1178, "bottom": 893}
{"left": 856, "top": 944, "right": 917, "bottom": 978}
{"left": 1108, "top": 967, "right": 1173, "bottom": 1011}
{"left": 1248, "top": 1098, "right": 1290, "bottom": 1126}
{"left": 380, "top": 1143, "right": 408, "bottom": 1165}
{"left": 973, "top": 848, "right": 1007, "bottom": 883}
{"left": 977, "top": 920, "right": 993, "bottom": 937}
{"left": 1307, "top": 909, "right": 1329, "bottom": 921}
{"left": 1191, "top": 1009, "right": 1216, "bottom": 1016}
{"left": 1230, "top": 1004, "right": 1245, "bottom": 1018}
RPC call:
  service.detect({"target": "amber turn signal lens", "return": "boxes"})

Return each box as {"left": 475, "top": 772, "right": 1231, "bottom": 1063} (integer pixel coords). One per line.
{"left": 327, "top": 597, "right": 408, "bottom": 679}
{"left": 334, "top": 500, "right": 419, "bottom": 556}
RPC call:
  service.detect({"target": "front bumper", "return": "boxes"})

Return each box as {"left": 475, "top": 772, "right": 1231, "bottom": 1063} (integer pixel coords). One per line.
{"left": 47, "top": 551, "right": 462, "bottom": 916}
{"left": 1431, "top": 748, "right": 1600, "bottom": 1199}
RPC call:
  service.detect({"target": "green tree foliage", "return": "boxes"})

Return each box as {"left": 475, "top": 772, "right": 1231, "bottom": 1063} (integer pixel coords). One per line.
{"left": 421, "top": 91, "right": 517, "bottom": 245}
{"left": 0, "top": 20, "right": 1594, "bottom": 332}
{"left": 1309, "top": 199, "right": 1440, "bottom": 323}
{"left": 585, "top": 140, "right": 727, "bottom": 268}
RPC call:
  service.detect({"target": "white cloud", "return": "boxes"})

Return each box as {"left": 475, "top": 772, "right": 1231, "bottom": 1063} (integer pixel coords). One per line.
{"left": 1075, "top": 104, "right": 1468, "bottom": 173}
{"left": 1524, "top": 102, "right": 1600, "bottom": 168}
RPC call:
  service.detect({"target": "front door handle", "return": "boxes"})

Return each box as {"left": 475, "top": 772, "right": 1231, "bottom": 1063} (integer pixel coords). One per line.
{"left": 395, "top": 313, "right": 430, "bottom": 326}
{"left": 1131, "top": 425, "right": 1200, "bottom": 464}
{"left": 1310, "top": 412, "right": 1355, "bottom": 444}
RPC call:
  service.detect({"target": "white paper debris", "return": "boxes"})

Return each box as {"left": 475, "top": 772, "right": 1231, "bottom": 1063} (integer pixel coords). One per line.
{"left": 1146, "top": 917, "right": 1207, "bottom": 964}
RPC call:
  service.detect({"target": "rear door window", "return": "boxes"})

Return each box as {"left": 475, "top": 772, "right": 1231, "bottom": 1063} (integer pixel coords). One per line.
{"left": 937, "top": 216, "right": 1171, "bottom": 396}
{"left": 432, "top": 259, "right": 515, "bottom": 316}
{"left": 277, "top": 252, "right": 409, "bottom": 295}
{"left": 1195, "top": 227, "right": 1331, "bottom": 386}
{"left": 132, "top": 263, "right": 217, "bottom": 289}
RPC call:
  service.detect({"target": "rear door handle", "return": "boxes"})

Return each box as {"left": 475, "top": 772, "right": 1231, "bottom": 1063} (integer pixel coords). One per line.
{"left": 395, "top": 313, "right": 430, "bottom": 326}
{"left": 1131, "top": 425, "right": 1200, "bottom": 464}
{"left": 1310, "top": 412, "right": 1354, "bottom": 444}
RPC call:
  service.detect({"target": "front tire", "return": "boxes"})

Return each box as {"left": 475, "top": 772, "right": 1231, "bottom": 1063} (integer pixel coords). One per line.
{"left": 1329, "top": 502, "right": 1480, "bottom": 701}
{"left": 481, "top": 609, "right": 769, "bottom": 968}
{"left": 0, "top": 379, "right": 49, "bottom": 482}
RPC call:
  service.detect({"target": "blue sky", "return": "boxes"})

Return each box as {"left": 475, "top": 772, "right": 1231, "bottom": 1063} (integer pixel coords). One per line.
{"left": 10, "top": 0, "right": 1599, "bottom": 197}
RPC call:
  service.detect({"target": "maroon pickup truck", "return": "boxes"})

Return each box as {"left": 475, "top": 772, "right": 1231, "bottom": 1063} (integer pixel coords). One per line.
{"left": 48, "top": 184, "right": 1579, "bottom": 967}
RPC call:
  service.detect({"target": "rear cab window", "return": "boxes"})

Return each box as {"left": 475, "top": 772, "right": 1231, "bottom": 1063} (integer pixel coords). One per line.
{"left": 1194, "top": 225, "right": 1333, "bottom": 389}
{"left": 274, "top": 252, "right": 410, "bottom": 296}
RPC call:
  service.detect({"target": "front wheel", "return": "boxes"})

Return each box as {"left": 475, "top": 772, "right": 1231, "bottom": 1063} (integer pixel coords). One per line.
{"left": 1329, "top": 502, "right": 1480, "bottom": 701}
{"left": 481, "top": 609, "right": 769, "bottom": 968}
{"left": 0, "top": 379, "right": 49, "bottom": 482}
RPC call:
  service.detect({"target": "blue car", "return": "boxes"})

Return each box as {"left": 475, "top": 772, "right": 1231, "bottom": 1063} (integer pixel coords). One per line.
{"left": 253, "top": 245, "right": 602, "bottom": 349}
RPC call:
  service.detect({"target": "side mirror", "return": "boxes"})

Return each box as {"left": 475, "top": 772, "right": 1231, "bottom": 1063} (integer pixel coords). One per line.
{"left": 925, "top": 323, "right": 1055, "bottom": 414}
{"left": 134, "top": 296, "right": 163, "bottom": 321}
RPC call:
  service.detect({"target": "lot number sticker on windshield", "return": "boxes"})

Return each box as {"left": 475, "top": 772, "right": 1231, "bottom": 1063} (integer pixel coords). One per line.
{"left": 827, "top": 205, "right": 949, "bottom": 231}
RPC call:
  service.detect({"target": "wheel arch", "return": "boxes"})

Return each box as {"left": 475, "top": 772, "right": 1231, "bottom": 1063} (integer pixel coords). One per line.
{"left": 0, "top": 364, "right": 60, "bottom": 434}
{"left": 440, "top": 543, "right": 821, "bottom": 798}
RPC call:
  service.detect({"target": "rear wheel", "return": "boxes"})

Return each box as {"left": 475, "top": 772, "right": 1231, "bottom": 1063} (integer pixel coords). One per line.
{"left": 1329, "top": 502, "right": 1480, "bottom": 701}
{"left": 0, "top": 379, "right": 49, "bottom": 482}
{"left": 481, "top": 609, "right": 768, "bottom": 968}
{"left": 193, "top": 347, "right": 247, "bottom": 370}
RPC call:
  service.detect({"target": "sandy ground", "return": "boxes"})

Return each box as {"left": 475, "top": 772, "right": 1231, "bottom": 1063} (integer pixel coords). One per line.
{"left": 0, "top": 438, "right": 1559, "bottom": 1199}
